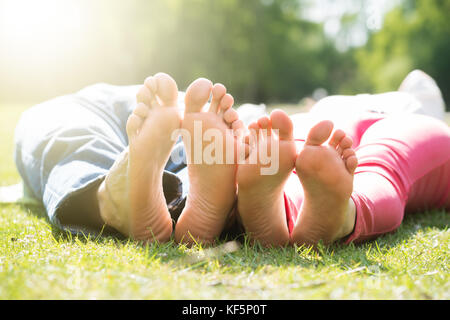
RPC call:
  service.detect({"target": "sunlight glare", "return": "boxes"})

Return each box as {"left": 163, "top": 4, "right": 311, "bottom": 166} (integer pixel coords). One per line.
{"left": 0, "top": 0, "right": 87, "bottom": 53}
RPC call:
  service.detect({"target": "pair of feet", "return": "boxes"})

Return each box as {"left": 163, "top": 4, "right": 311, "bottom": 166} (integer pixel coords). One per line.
{"left": 99, "top": 73, "right": 358, "bottom": 247}
{"left": 239, "top": 108, "right": 358, "bottom": 246}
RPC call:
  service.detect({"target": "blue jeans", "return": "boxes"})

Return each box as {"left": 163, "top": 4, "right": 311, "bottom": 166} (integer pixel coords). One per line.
{"left": 14, "top": 83, "right": 190, "bottom": 236}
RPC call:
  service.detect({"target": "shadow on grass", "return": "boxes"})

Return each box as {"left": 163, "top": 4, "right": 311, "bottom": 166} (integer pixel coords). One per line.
{"left": 17, "top": 201, "right": 449, "bottom": 273}
{"left": 14, "top": 202, "right": 127, "bottom": 243}
{"left": 170, "top": 209, "right": 449, "bottom": 273}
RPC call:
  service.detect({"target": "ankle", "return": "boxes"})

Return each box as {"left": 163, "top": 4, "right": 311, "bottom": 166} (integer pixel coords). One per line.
{"left": 335, "top": 198, "right": 356, "bottom": 240}
{"left": 97, "top": 149, "right": 131, "bottom": 236}
{"left": 97, "top": 179, "right": 130, "bottom": 236}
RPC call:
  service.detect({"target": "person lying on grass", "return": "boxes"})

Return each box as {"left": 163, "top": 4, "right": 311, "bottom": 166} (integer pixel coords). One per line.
{"left": 14, "top": 70, "right": 449, "bottom": 247}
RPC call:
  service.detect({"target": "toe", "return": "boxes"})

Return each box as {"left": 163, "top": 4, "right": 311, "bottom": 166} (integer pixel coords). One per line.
{"left": 136, "top": 85, "right": 154, "bottom": 106}
{"left": 337, "top": 136, "right": 353, "bottom": 155}
{"left": 339, "top": 136, "right": 353, "bottom": 149}
{"left": 224, "top": 108, "right": 239, "bottom": 125}
{"left": 247, "top": 121, "right": 260, "bottom": 145}
{"left": 143, "top": 76, "right": 157, "bottom": 93}
{"left": 185, "top": 78, "right": 213, "bottom": 113}
{"left": 151, "top": 73, "right": 179, "bottom": 107}
{"left": 218, "top": 93, "right": 234, "bottom": 114}
{"left": 342, "top": 148, "right": 355, "bottom": 160}
{"left": 248, "top": 121, "right": 260, "bottom": 132}
{"left": 209, "top": 83, "right": 226, "bottom": 113}
{"left": 133, "top": 103, "right": 149, "bottom": 118}
{"left": 126, "top": 114, "right": 143, "bottom": 138}
{"left": 232, "top": 119, "right": 244, "bottom": 132}
{"left": 328, "top": 129, "right": 345, "bottom": 148}
{"left": 346, "top": 155, "right": 358, "bottom": 174}
{"left": 305, "top": 120, "right": 333, "bottom": 146}
{"left": 257, "top": 116, "right": 271, "bottom": 129}
{"left": 270, "top": 109, "right": 293, "bottom": 140}
{"left": 257, "top": 116, "right": 272, "bottom": 138}
{"left": 232, "top": 119, "right": 245, "bottom": 140}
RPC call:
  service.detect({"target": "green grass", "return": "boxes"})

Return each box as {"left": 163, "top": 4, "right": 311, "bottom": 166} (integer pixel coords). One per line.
{"left": 0, "top": 104, "right": 26, "bottom": 186}
{"left": 0, "top": 104, "right": 449, "bottom": 299}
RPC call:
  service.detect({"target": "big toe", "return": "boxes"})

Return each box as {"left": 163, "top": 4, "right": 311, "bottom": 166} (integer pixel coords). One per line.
{"left": 185, "top": 78, "right": 213, "bottom": 113}
{"left": 270, "top": 109, "right": 293, "bottom": 140}
{"left": 145, "top": 72, "right": 178, "bottom": 107}
{"left": 305, "top": 120, "right": 333, "bottom": 146}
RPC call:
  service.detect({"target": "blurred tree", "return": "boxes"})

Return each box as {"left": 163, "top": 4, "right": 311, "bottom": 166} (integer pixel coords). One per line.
{"left": 0, "top": 0, "right": 346, "bottom": 105}
{"left": 129, "top": 0, "right": 343, "bottom": 104}
{"left": 354, "top": 0, "right": 450, "bottom": 109}
{"left": 6, "top": 0, "right": 449, "bottom": 109}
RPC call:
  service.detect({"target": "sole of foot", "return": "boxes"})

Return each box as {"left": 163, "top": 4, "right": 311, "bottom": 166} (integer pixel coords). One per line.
{"left": 98, "top": 72, "right": 181, "bottom": 242}
{"left": 174, "top": 78, "right": 244, "bottom": 245}
{"left": 291, "top": 120, "right": 358, "bottom": 246}
{"left": 237, "top": 109, "right": 297, "bottom": 247}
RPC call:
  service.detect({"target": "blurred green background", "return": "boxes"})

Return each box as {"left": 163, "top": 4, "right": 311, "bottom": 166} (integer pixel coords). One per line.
{"left": 0, "top": 0, "right": 449, "bottom": 108}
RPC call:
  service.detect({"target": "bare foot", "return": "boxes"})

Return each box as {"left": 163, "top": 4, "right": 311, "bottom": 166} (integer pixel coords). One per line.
{"left": 237, "top": 110, "right": 296, "bottom": 247}
{"left": 174, "top": 79, "right": 244, "bottom": 245}
{"left": 291, "top": 120, "right": 358, "bottom": 246}
{"left": 97, "top": 73, "right": 181, "bottom": 242}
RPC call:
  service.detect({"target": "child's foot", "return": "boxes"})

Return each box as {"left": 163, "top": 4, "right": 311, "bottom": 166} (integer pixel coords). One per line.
{"left": 237, "top": 110, "right": 296, "bottom": 246}
{"left": 291, "top": 120, "right": 358, "bottom": 246}
{"left": 98, "top": 73, "right": 181, "bottom": 242}
{"left": 174, "top": 79, "right": 244, "bottom": 245}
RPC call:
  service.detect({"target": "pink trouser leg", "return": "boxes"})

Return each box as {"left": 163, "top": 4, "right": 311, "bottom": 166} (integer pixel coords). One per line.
{"left": 346, "top": 114, "right": 450, "bottom": 243}
{"left": 284, "top": 113, "right": 450, "bottom": 243}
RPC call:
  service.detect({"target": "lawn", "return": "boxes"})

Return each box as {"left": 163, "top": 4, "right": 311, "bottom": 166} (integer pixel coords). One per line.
{"left": 0, "top": 104, "right": 449, "bottom": 300}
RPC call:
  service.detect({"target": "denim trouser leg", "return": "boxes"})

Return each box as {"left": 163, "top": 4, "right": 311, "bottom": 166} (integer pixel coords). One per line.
{"left": 14, "top": 83, "right": 188, "bottom": 235}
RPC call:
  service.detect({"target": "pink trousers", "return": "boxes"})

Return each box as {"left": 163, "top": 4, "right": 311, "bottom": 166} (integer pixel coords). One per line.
{"left": 283, "top": 111, "right": 450, "bottom": 243}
